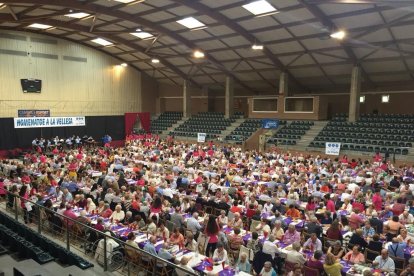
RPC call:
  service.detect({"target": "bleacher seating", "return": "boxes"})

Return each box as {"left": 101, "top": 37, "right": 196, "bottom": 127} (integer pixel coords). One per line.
{"left": 268, "top": 120, "right": 313, "bottom": 146}
{"left": 0, "top": 212, "right": 93, "bottom": 270}
{"left": 225, "top": 119, "right": 262, "bottom": 143}
{"left": 150, "top": 112, "right": 183, "bottom": 134}
{"left": 309, "top": 113, "right": 414, "bottom": 155}
{"left": 169, "top": 112, "right": 242, "bottom": 140}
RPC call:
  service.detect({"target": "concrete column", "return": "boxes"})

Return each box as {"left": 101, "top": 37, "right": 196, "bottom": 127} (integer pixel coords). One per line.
{"left": 348, "top": 66, "right": 361, "bottom": 122}
{"left": 225, "top": 76, "right": 234, "bottom": 118}
{"left": 278, "top": 72, "right": 290, "bottom": 96}
{"left": 183, "top": 80, "right": 191, "bottom": 118}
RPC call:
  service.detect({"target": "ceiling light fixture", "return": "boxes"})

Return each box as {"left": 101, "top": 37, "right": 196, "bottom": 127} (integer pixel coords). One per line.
{"left": 193, "top": 50, "right": 205, "bottom": 59}
{"left": 65, "top": 12, "right": 91, "bottom": 19}
{"left": 91, "top": 38, "right": 113, "bottom": 46}
{"left": 242, "top": 0, "right": 278, "bottom": 17}
{"left": 113, "top": 0, "right": 141, "bottom": 3}
{"left": 382, "top": 95, "right": 390, "bottom": 103}
{"left": 130, "top": 30, "right": 154, "bottom": 40}
{"left": 27, "top": 23, "right": 53, "bottom": 30}
{"left": 176, "top": 17, "right": 206, "bottom": 30}
{"left": 330, "top": 30, "right": 346, "bottom": 40}
{"left": 251, "top": 44, "right": 264, "bottom": 50}
{"left": 121, "top": 63, "right": 128, "bottom": 67}
{"left": 151, "top": 58, "right": 160, "bottom": 64}
{"left": 359, "top": 96, "right": 365, "bottom": 103}
{"left": 0, "top": 3, "right": 5, "bottom": 9}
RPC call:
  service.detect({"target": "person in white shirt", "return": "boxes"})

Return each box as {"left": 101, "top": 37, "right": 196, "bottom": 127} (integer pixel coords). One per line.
{"left": 155, "top": 222, "right": 170, "bottom": 240}
{"left": 212, "top": 243, "right": 228, "bottom": 265}
{"left": 303, "top": 233, "right": 323, "bottom": 252}
{"left": 163, "top": 185, "right": 174, "bottom": 199}
{"left": 256, "top": 218, "right": 271, "bottom": 235}
{"left": 263, "top": 201, "right": 274, "bottom": 213}
{"left": 109, "top": 204, "right": 125, "bottom": 222}
{"left": 399, "top": 211, "right": 414, "bottom": 224}
{"left": 262, "top": 235, "right": 279, "bottom": 259}
{"left": 373, "top": 249, "right": 395, "bottom": 273}
{"left": 285, "top": 242, "right": 306, "bottom": 265}
{"left": 176, "top": 256, "right": 196, "bottom": 276}
{"left": 217, "top": 210, "right": 228, "bottom": 226}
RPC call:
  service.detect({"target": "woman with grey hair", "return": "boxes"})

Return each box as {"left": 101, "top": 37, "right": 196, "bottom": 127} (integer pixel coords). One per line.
{"left": 259, "top": 261, "right": 277, "bottom": 276}
{"left": 327, "top": 240, "right": 344, "bottom": 259}
{"left": 236, "top": 253, "right": 251, "bottom": 273}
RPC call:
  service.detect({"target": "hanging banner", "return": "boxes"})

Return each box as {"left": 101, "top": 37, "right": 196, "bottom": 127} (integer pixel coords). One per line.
{"left": 197, "top": 133, "right": 206, "bottom": 143}
{"left": 14, "top": 116, "right": 86, "bottom": 129}
{"left": 325, "top": 142, "right": 341, "bottom": 156}
{"left": 18, "top": 110, "right": 50, "bottom": 117}
{"left": 262, "top": 119, "right": 279, "bottom": 129}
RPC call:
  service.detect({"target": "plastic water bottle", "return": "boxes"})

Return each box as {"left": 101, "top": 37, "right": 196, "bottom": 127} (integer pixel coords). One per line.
{"left": 195, "top": 242, "right": 199, "bottom": 257}
{"left": 235, "top": 266, "right": 240, "bottom": 275}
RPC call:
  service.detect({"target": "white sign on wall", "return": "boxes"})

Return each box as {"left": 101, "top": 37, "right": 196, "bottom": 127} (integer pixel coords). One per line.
{"left": 14, "top": 116, "right": 86, "bottom": 128}
{"left": 325, "top": 142, "right": 341, "bottom": 155}
{"left": 197, "top": 133, "right": 206, "bottom": 143}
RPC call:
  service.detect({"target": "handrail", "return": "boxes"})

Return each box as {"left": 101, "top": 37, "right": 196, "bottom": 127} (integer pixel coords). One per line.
{"left": 0, "top": 187, "right": 199, "bottom": 275}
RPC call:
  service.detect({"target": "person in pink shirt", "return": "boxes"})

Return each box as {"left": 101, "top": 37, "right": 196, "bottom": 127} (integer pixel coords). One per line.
{"left": 348, "top": 209, "right": 364, "bottom": 230}
{"left": 324, "top": 194, "right": 336, "bottom": 213}
{"left": 282, "top": 224, "right": 301, "bottom": 245}
{"left": 372, "top": 188, "right": 383, "bottom": 211}
{"left": 63, "top": 205, "right": 78, "bottom": 227}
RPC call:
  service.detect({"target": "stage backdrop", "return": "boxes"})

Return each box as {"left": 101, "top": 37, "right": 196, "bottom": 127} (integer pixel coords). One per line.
{"left": 124, "top": 112, "right": 150, "bottom": 136}
{"left": 0, "top": 115, "right": 124, "bottom": 150}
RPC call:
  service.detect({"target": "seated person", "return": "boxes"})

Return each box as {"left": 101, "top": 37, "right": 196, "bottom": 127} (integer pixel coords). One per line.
{"left": 259, "top": 261, "right": 277, "bottom": 276}
{"left": 327, "top": 240, "right": 344, "bottom": 259}
{"left": 286, "top": 204, "right": 301, "bottom": 219}
{"left": 324, "top": 252, "right": 343, "bottom": 276}
{"left": 306, "top": 250, "right": 324, "bottom": 276}
{"left": 372, "top": 249, "right": 395, "bottom": 273}
{"left": 367, "top": 234, "right": 383, "bottom": 253}
{"left": 362, "top": 221, "right": 376, "bottom": 239}
{"left": 303, "top": 233, "right": 323, "bottom": 252}
{"left": 388, "top": 237, "right": 407, "bottom": 258}
{"left": 348, "top": 229, "right": 368, "bottom": 250}
{"left": 320, "top": 211, "right": 333, "bottom": 225}
{"left": 342, "top": 245, "right": 365, "bottom": 264}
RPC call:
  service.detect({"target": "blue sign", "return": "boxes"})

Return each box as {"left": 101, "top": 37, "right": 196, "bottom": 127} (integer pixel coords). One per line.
{"left": 262, "top": 119, "right": 279, "bottom": 129}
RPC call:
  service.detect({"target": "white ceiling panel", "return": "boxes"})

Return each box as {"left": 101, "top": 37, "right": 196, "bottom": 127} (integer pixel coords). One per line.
{"left": 238, "top": 16, "right": 279, "bottom": 31}
{"left": 363, "top": 60, "right": 406, "bottom": 73}
{"left": 254, "top": 28, "right": 292, "bottom": 43}
{"left": 267, "top": 41, "right": 304, "bottom": 54}
{"left": 276, "top": 8, "right": 315, "bottom": 24}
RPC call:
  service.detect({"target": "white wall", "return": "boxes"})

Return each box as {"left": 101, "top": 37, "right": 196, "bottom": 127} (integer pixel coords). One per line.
{"left": 0, "top": 31, "right": 142, "bottom": 117}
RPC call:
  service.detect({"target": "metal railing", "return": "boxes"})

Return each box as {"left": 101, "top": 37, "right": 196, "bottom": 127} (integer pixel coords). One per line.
{"left": 0, "top": 189, "right": 199, "bottom": 276}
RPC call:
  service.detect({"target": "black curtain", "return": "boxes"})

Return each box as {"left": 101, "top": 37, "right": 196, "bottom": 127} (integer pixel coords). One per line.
{"left": 0, "top": 116, "right": 125, "bottom": 150}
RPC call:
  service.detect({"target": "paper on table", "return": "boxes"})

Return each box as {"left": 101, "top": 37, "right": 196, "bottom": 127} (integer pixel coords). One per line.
{"left": 155, "top": 240, "right": 164, "bottom": 247}
{"left": 204, "top": 265, "right": 223, "bottom": 274}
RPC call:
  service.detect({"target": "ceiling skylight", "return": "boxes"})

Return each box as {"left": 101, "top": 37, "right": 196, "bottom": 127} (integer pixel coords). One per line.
{"left": 65, "top": 12, "right": 91, "bottom": 19}
{"left": 130, "top": 30, "right": 154, "bottom": 40}
{"left": 91, "top": 38, "right": 113, "bottom": 46}
{"left": 242, "top": 0, "right": 278, "bottom": 16}
{"left": 114, "top": 0, "right": 138, "bottom": 3}
{"left": 27, "top": 23, "right": 53, "bottom": 30}
{"left": 176, "top": 17, "right": 206, "bottom": 30}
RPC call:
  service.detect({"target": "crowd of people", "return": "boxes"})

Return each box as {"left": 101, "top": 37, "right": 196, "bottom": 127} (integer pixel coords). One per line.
{"left": 31, "top": 135, "right": 97, "bottom": 152}
{"left": 1, "top": 134, "right": 414, "bottom": 276}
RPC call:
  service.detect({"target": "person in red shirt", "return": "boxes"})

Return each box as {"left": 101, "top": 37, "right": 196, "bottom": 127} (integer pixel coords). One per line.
{"left": 392, "top": 197, "right": 406, "bottom": 216}
{"left": 324, "top": 194, "right": 336, "bottom": 213}
{"left": 230, "top": 201, "right": 242, "bottom": 214}
{"left": 286, "top": 204, "right": 301, "bottom": 219}
{"left": 372, "top": 188, "right": 383, "bottom": 211}
{"left": 100, "top": 204, "right": 113, "bottom": 218}
{"left": 94, "top": 217, "right": 105, "bottom": 232}
{"left": 63, "top": 205, "right": 78, "bottom": 227}
{"left": 246, "top": 204, "right": 256, "bottom": 218}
